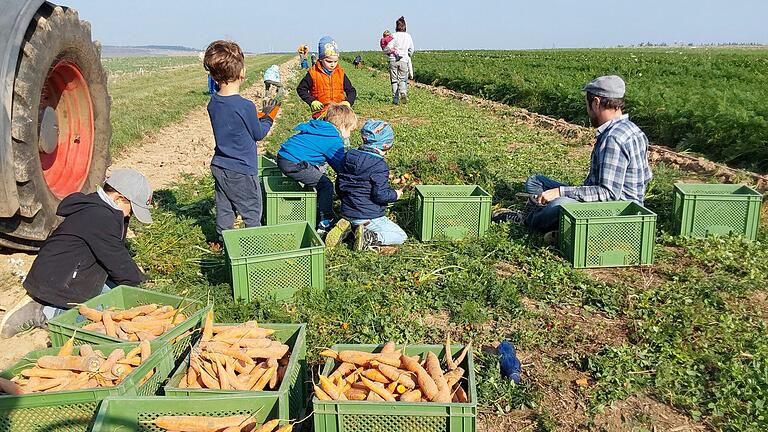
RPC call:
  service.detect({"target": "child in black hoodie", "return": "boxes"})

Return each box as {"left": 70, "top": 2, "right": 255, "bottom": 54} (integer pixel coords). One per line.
{"left": 0, "top": 169, "right": 153, "bottom": 337}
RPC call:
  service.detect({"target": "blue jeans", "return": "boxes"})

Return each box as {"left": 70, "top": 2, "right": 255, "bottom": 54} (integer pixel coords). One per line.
{"left": 349, "top": 216, "right": 407, "bottom": 245}
{"left": 211, "top": 165, "right": 262, "bottom": 238}
{"left": 524, "top": 174, "right": 578, "bottom": 233}
{"left": 43, "top": 281, "right": 115, "bottom": 320}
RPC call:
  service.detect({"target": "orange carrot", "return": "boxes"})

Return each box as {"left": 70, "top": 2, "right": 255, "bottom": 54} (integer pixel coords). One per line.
{"left": 400, "top": 354, "right": 438, "bottom": 401}
{"left": 252, "top": 366, "right": 276, "bottom": 391}
{"left": 425, "top": 352, "right": 451, "bottom": 403}
{"left": 100, "top": 348, "right": 125, "bottom": 374}
{"left": 20, "top": 368, "right": 73, "bottom": 379}
{"left": 367, "top": 390, "right": 384, "bottom": 401}
{"left": 328, "top": 362, "right": 356, "bottom": 380}
{"left": 112, "top": 304, "right": 158, "bottom": 320}
{"left": 102, "top": 311, "right": 117, "bottom": 338}
{"left": 318, "top": 375, "right": 343, "bottom": 400}
{"left": 153, "top": 415, "right": 252, "bottom": 431}
{"left": 346, "top": 388, "right": 368, "bottom": 400}
{"left": 445, "top": 335, "right": 457, "bottom": 370}
{"left": 400, "top": 388, "right": 422, "bottom": 402}
{"left": 78, "top": 304, "right": 103, "bottom": 322}
{"left": 377, "top": 364, "right": 416, "bottom": 389}
{"left": 202, "top": 309, "right": 214, "bottom": 342}
{"left": 314, "top": 384, "right": 332, "bottom": 400}
{"left": 37, "top": 355, "right": 101, "bottom": 372}
{"left": 362, "top": 369, "right": 390, "bottom": 384}
{"left": 82, "top": 322, "right": 106, "bottom": 332}
{"left": 361, "top": 376, "right": 396, "bottom": 401}
{"left": 58, "top": 334, "right": 76, "bottom": 356}
{"left": 244, "top": 344, "right": 289, "bottom": 360}
{"left": 381, "top": 341, "right": 397, "bottom": 353}
{"left": 139, "top": 340, "right": 151, "bottom": 362}
{"left": 453, "top": 342, "right": 472, "bottom": 368}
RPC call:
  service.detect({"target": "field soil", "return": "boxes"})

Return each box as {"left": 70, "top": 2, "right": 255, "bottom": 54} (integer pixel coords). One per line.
{"left": 0, "top": 57, "right": 298, "bottom": 370}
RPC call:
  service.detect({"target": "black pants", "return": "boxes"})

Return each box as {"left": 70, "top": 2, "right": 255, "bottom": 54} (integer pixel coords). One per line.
{"left": 276, "top": 155, "right": 334, "bottom": 221}
{"left": 211, "top": 165, "right": 262, "bottom": 238}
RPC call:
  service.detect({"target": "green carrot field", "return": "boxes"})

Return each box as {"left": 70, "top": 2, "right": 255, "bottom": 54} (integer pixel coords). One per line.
{"left": 126, "top": 59, "right": 768, "bottom": 431}
{"left": 350, "top": 49, "right": 768, "bottom": 173}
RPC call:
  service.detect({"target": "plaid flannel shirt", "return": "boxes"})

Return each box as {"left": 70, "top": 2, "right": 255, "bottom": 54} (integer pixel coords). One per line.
{"left": 560, "top": 115, "right": 652, "bottom": 204}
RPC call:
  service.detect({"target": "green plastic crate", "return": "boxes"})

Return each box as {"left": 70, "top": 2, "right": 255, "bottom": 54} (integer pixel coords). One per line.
{"left": 672, "top": 183, "right": 763, "bottom": 240}
{"left": 415, "top": 185, "right": 491, "bottom": 241}
{"left": 559, "top": 201, "right": 657, "bottom": 268}
{"left": 164, "top": 323, "right": 307, "bottom": 422}
{"left": 264, "top": 176, "right": 317, "bottom": 226}
{"left": 91, "top": 395, "right": 283, "bottom": 432}
{"left": 313, "top": 344, "right": 477, "bottom": 432}
{"left": 259, "top": 155, "right": 283, "bottom": 179}
{"left": 223, "top": 222, "right": 325, "bottom": 302}
{"left": 47, "top": 286, "right": 210, "bottom": 365}
{"left": 0, "top": 341, "right": 172, "bottom": 432}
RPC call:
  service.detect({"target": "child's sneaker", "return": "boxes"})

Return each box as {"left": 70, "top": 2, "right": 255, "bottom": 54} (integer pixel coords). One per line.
{"left": 354, "top": 224, "right": 381, "bottom": 251}
{"left": 316, "top": 218, "right": 334, "bottom": 235}
{"left": 399, "top": 92, "right": 408, "bottom": 105}
{"left": 325, "top": 219, "right": 350, "bottom": 248}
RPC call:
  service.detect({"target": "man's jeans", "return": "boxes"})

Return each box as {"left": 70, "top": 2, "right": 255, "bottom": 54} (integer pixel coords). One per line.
{"left": 42, "top": 281, "right": 115, "bottom": 320}
{"left": 277, "top": 156, "right": 334, "bottom": 222}
{"left": 349, "top": 216, "right": 407, "bottom": 245}
{"left": 211, "top": 165, "right": 262, "bottom": 239}
{"left": 524, "top": 174, "right": 578, "bottom": 233}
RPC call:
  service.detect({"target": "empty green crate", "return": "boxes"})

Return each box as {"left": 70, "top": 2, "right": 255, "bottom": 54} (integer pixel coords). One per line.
{"left": 91, "top": 395, "right": 283, "bottom": 432}
{"left": 673, "top": 183, "right": 762, "bottom": 240}
{"left": 559, "top": 201, "right": 657, "bottom": 268}
{"left": 47, "top": 286, "right": 210, "bottom": 365}
{"left": 223, "top": 222, "right": 325, "bottom": 302}
{"left": 264, "top": 176, "right": 317, "bottom": 226}
{"left": 313, "top": 343, "right": 477, "bottom": 432}
{"left": 415, "top": 185, "right": 491, "bottom": 241}
{"left": 0, "top": 341, "right": 172, "bottom": 432}
{"left": 164, "top": 323, "right": 307, "bottom": 422}
{"left": 259, "top": 155, "right": 283, "bottom": 179}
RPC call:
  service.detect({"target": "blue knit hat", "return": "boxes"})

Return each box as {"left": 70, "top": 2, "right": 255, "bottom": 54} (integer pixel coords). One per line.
{"left": 318, "top": 36, "right": 339, "bottom": 59}
{"left": 360, "top": 119, "right": 394, "bottom": 152}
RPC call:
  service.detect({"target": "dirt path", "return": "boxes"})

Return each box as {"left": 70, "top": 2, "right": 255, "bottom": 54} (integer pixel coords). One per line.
{"left": 0, "top": 57, "right": 299, "bottom": 370}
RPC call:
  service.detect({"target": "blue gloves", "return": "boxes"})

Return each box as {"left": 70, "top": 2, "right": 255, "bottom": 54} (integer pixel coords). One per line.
{"left": 498, "top": 340, "right": 522, "bottom": 384}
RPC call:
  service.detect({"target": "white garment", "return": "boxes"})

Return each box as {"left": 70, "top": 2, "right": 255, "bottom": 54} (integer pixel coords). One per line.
{"left": 97, "top": 186, "right": 122, "bottom": 211}
{"left": 388, "top": 32, "right": 414, "bottom": 61}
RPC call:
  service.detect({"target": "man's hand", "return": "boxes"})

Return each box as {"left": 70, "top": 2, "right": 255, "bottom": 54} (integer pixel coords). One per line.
{"left": 339, "top": 100, "right": 351, "bottom": 108}
{"left": 258, "top": 98, "right": 281, "bottom": 121}
{"left": 396, "top": 189, "right": 404, "bottom": 199}
{"left": 538, "top": 188, "right": 561, "bottom": 204}
{"left": 310, "top": 100, "right": 324, "bottom": 112}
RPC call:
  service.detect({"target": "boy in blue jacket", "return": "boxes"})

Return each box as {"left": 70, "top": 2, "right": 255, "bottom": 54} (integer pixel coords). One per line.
{"left": 276, "top": 104, "right": 358, "bottom": 233}
{"left": 328, "top": 120, "right": 406, "bottom": 250}
{"left": 204, "top": 40, "right": 280, "bottom": 240}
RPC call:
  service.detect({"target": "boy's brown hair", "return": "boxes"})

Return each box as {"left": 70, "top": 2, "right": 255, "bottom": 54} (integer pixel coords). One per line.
{"left": 204, "top": 40, "right": 244, "bottom": 85}
{"left": 324, "top": 104, "right": 358, "bottom": 131}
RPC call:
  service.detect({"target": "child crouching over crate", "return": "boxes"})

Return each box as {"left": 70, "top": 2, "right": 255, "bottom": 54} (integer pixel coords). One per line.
{"left": 326, "top": 120, "right": 407, "bottom": 250}
{"left": 276, "top": 104, "right": 358, "bottom": 234}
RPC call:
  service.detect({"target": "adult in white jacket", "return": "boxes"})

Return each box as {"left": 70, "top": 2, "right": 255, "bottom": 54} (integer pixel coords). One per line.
{"left": 386, "top": 16, "right": 414, "bottom": 105}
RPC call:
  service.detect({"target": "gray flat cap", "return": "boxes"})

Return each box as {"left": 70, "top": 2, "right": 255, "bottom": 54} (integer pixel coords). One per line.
{"left": 105, "top": 168, "right": 153, "bottom": 224}
{"left": 583, "top": 75, "right": 625, "bottom": 98}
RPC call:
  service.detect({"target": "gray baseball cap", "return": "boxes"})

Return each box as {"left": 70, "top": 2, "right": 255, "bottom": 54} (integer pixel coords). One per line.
{"left": 583, "top": 75, "right": 626, "bottom": 98}
{"left": 105, "top": 168, "right": 153, "bottom": 224}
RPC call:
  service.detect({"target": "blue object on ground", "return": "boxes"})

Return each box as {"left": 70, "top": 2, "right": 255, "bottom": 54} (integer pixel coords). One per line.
{"left": 498, "top": 340, "right": 522, "bottom": 384}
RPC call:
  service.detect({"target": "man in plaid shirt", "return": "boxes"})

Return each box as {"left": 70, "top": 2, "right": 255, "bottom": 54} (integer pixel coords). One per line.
{"left": 506, "top": 75, "right": 652, "bottom": 237}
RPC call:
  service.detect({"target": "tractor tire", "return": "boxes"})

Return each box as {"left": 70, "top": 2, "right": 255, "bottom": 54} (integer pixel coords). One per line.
{"left": 0, "top": 3, "right": 110, "bottom": 251}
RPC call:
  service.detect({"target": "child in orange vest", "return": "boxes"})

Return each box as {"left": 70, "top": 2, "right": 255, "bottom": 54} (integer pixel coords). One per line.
{"left": 297, "top": 36, "right": 357, "bottom": 119}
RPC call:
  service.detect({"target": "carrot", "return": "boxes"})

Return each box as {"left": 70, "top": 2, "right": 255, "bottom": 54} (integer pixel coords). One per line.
{"left": 78, "top": 344, "right": 95, "bottom": 358}
{"left": 377, "top": 364, "right": 416, "bottom": 389}
{"left": 381, "top": 341, "right": 397, "bottom": 353}
{"left": 197, "top": 363, "right": 221, "bottom": 389}
{"left": 244, "top": 366, "right": 267, "bottom": 390}
{"left": 328, "top": 362, "right": 356, "bottom": 381}
{"left": 362, "top": 369, "right": 390, "bottom": 384}
{"left": 139, "top": 340, "right": 151, "bottom": 362}
{"left": 20, "top": 368, "right": 73, "bottom": 379}
{"left": 78, "top": 304, "right": 103, "bottom": 322}
{"left": 453, "top": 342, "right": 472, "bottom": 368}
{"left": 187, "top": 361, "right": 199, "bottom": 388}
{"left": 275, "top": 425, "right": 293, "bottom": 432}
{"left": 111, "top": 363, "right": 132, "bottom": 380}
{"left": 153, "top": 415, "right": 252, "bottom": 431}
{"left": 318, "top": 375, "right": 343, "bottom": 400}
{"left": 444, "top": 367, "right": 465, "bottom": 387}
{"left": 319, "top": 349, "right": 338, "bottom": 359}
{"left": 102, "top": 311, "right": 117, "bottom": 338}
{"left": 37, "top": 355, "right": 101, "bottom": 372}
{"left": 361, "top": 376, "right": 396, "bottom": 401}
{"left": 82, "top": 322, "right": 106, "bottom": 332}
{"left": 214, "top": 327, "right": 275, "bottom": 340}
{"left": 0, "top": 377, "right": 25, "bottom": 395}
{"left": 215, "top": 358, "right": 230, "bottom": 390}
{"left": 58, "top": 334, "right": 76, "bottom": 356}
{"left": 445, "top": 335, "right": 457, "bottom": 370}
{"left": 136, "top": 331, "right": 158, "bottom": 341}
{"left": 148, "top": 305, "right": 174, "bottom": 316}
{"left": 251, "top": 419, "right": 281, "bottom": 432}
{"left": 202, "top": 309, "right": 214, "bottom": 342}
{"left": 425, "top": 352, "right": 451, "bottom": 403}
{"left": 205, "top": 345, "right": 255, "bottom": 364}
{"left": 112, "top": 304, "right": 158, "bottom": 320}
{"left": 244, "top": 344, "right": 289, "bottom": 360}
{"left": 30, "top": 377, "right": 68, "bottom": 392}
{"left": 367, "top": 391, "right": 384, "bottom": 401}
{"left": 276, "top": 364, "right": 287, "bottom": 388}
{"left": 346, "top": 388, "right": 368, "bottom": 400}
{"left": 252, "top": 366, "right": 276, "bottom": 391}
{"left": 100, "top": 348, "right": 125, "bottom": 374}
{"left": 120, "top": 321, "right": 169, "bottom": 336}
{"left": 314, "top": 384, "right": 332, "bottom": 400}
{"left": 400, "top": 389, "right": 422, "bottom": 402}
{"left": 454, "top": 384, "right": 468, "bottom": 402}
{"left": 62, "top": 373, "right": 91, "bottom": 391}
{"left": 400, "top": 354, "right": 438, "bottom": 401}
{"left": 268, "top": 359, "right": 279, "bottom": 389}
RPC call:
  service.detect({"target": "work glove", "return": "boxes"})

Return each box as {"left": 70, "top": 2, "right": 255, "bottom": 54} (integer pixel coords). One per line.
{"left": 310, "top": 100, "right": 324, "bottom": 112}
{"left": 339, "top": 101, "right": 351, "bottom": 108}
{"left": 258, "top": 98, "right": 281, "bottom": 121}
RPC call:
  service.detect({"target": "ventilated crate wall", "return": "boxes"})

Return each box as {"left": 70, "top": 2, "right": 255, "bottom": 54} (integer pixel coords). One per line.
{"left": 258, "top": 155, "right": 283, "bottom": 179}
{"left": 559, "top": 201, "right": 657, "bottom": 268}
{"left": 415, "top": 185, "right": 491, "bottom": 241}
{"left": 164, "top": 324, "right": 307, "bottom": 422}
{"left": 264, "top": 176, "right": 317, "bottom": 226}
{"left": 673, "top": 183, "right": 762, "bottom": 240}
{"left": 223, "top": 222, "right": 325, "bottom": 302}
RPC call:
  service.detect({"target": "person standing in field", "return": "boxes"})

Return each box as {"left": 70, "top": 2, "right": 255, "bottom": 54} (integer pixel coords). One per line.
{"left": 204, "top": 40, "right": 280, "bottom": 241}
{"left": 263, "top": 64, "right": 284, "bottom": 99}
{"left": 386, "top": 17, "right": 414, "bottom": 104}
{"left": 498, "top": 76, "right": 652, "bottom": 242}
{"left": 297, "top": 36, "right": 357, "bottom": 119}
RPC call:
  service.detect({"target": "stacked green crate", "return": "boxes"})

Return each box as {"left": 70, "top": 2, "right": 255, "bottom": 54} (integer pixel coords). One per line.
{"left": 415, "top": 185, "right": 491, "bottom": 241}
{"left": 264, "top": 176, "right": 317, "bottom": 226}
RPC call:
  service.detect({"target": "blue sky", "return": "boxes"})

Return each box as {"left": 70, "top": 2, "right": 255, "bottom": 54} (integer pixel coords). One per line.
{"left": 65, "top": 0, "right": 768, "bottom": 52}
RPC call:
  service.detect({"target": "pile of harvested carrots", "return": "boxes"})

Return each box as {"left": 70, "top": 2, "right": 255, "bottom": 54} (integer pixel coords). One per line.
{"left": 151, "top": 416, "right": 292, "bottom": 432}
{"left": 175, "top": 310, "right": 292, "bottom": 391}
{"left": 314, "top": 339, "right": 471, "bottom": 403}
{"left": 78, "top": 303, "right": 188, "bottom": 342}
{"left": 0, "top": 336, "right": 154, "bottom": 395}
